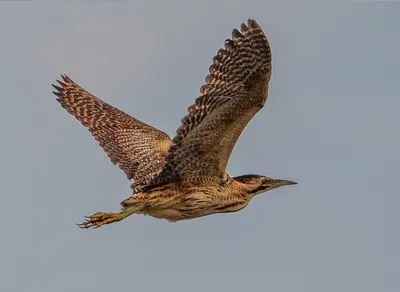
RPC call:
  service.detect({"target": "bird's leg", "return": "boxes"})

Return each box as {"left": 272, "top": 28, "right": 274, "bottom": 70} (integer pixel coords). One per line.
{"left": 77, "top": 205, "right": 145, "bottom": 229}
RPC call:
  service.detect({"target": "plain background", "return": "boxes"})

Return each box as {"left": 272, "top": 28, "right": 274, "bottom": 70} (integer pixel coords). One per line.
{"left": 0, "top": 1, "right": 398, "bottom": 292}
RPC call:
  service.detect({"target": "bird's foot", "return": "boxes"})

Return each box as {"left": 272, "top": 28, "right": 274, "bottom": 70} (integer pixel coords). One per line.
{"left": 77, "top": 212, "right": 124, "bottom": 229}
{"left": 77, "top": 205, "right": 145, "bottom": 229}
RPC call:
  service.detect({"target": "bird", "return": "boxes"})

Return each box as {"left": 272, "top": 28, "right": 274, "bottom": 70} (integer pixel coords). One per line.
{"left": 52, "top": 19, "right": 297, "bottom": 229}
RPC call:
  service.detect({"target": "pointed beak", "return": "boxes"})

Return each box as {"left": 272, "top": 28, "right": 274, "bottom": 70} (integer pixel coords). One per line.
{"left": 273, "top": 179, "right": 297, "bottom": 187}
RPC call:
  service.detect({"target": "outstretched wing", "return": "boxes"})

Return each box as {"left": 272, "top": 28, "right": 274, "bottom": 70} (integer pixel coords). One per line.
{"left": 52, "top": 75, "right": 172, "bottom": 190}
{"left": 161, "top": 19, "right": 272, "bottom": 182}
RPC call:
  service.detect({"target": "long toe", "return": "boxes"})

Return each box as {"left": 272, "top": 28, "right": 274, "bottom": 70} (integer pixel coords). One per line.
{"left": 77, "top": 212, "right": 122, "bottom": 229}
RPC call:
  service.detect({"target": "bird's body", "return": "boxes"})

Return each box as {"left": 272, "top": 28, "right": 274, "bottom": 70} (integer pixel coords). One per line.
{"left": 52, "top": 19, "right": 296, "bottom": 228}
{"left": 122, "top": 179, "right": 250, "bottom": 222}
{"left": 124, "top": 175, "right": 279, "bottom": 221}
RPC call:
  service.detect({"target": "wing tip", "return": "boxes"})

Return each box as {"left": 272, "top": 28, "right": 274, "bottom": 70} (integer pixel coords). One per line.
{"left": 52, "top": 74, "right": 76, "bottom": 99}
{"left": 232, "top": 28, "right": 242, "bottom": 40}
{"left": 52, "top": 74, "right": 73, "bottom": 89}
{"left": 233, "top": 18, "right": 260, "bottom": 39}
{"left": 51, "top": 83, "right": 64, "bottom": 98}
{"left": 61, "top": 74, "right": 73, "bottom": 83}
{"left": 247, "top": 19, "right": 259, "bottom": 29}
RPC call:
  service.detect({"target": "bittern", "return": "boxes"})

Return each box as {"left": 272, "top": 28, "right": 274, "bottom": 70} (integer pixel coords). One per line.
{"left": 52, "top": 19, "right": 296, "bottom": 229}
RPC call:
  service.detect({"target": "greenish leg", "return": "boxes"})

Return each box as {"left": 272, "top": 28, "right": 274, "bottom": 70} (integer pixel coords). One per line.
{"left": 78, "top": 205, "right": 145, "bottom": 229}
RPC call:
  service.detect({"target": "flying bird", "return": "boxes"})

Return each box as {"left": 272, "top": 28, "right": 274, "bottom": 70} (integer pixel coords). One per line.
{"left": 52, "top": 19, "right": 296, "bottom": 228}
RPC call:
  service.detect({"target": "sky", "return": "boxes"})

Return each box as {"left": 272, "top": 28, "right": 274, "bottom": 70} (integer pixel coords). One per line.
{"left": 0, "top": 1, "right": 398, "bottom": 292}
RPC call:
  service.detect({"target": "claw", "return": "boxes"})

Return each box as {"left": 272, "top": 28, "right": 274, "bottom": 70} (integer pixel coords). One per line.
{"left": 77, "top": 205, "right": 145, "bottom": 229}
{"left": 77, "top": 212, "right": 123, "bottom": 229}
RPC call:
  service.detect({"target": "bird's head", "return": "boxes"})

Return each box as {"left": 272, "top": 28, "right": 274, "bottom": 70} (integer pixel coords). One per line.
{"left": 233, "top": 174, "right": 297, "bottom": 196}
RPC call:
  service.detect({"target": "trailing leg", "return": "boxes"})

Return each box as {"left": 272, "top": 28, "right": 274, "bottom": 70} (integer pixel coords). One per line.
{"left": 78, "top": 204, "right": 145, "bottom": 229}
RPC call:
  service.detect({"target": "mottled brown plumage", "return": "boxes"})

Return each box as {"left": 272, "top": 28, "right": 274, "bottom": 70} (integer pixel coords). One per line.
{"left": 52, "top": 19, "right": 296, "bottom": 228}
{"left": 161, "top": 20, "right": 272, "bottom": 183}
{"left": 53, "top": 75, "right": 172, "bottom": 191}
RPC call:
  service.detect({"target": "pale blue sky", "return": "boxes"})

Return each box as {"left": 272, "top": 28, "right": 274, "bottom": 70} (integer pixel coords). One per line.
{"left": 0, "top": 1, "right": 398, "bottom": 292}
